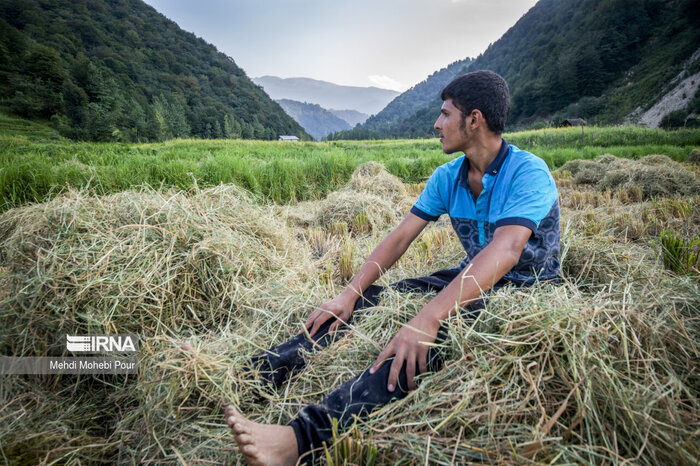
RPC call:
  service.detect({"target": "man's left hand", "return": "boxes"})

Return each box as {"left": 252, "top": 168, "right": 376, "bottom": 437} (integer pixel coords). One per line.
{"left": 369, "top": 314, "right": 440, "bottom": 392}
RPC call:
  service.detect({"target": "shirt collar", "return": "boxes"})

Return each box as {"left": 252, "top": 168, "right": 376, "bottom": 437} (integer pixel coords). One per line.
{"left": 458, "top": 138, "right": 510, "bottom": 188}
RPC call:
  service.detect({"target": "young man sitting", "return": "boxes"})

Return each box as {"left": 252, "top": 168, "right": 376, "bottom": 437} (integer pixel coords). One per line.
{"left": 224, "top": 70, "right": 560, "bottom": 466}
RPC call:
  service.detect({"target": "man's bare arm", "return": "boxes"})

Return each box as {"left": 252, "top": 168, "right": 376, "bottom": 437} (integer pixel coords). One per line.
{"left": 371, "top": 224, "right": 532, "bottom": 390}
{"left": 302, "top": 212, "right": 430, "bottom": 336}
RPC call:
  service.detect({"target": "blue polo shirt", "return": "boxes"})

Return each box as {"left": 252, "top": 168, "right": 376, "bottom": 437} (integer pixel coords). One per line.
{"left": 410, "top": 139, "right": 560, "bottom": 284}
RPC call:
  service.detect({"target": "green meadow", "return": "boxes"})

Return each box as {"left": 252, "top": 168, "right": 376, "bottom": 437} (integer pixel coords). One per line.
{"left": 2, "top": 112, "right": 699, "bottom": 211}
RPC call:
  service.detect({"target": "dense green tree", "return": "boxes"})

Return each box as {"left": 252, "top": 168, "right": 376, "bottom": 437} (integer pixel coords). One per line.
{"left": 26, "top": 44, "right": 64, "bottom": 84}
{"left": 0, "top": 0, "right": 309, "bottom": 142}
{"left": 63, "top": 80, "right": 88, "bottom": 127}
{"left": 223, "top": 114, "right": 241, "bottom": 138}
{"left": 153, "top": 93, "right": 190, "bottom": 140}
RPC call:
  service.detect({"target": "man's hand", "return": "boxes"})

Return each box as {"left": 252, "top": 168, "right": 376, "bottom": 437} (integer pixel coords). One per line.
{"left": 299, "top": 293, "right": 356, "bottom": 338}
{"left": 369, "top": 313, "right": 440, "bottom": 392}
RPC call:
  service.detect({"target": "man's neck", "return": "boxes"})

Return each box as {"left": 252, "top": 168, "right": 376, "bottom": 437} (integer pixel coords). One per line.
{"left": 464, "top": 135, "right": 503, "bottom": 174}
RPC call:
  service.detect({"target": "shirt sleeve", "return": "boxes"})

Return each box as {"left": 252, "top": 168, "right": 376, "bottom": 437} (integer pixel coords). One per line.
{"left": 411, "top": 165, "right": 449, "bottom": 221}
{"left": 494, "top": 167, "right": 559, "bottom": 233}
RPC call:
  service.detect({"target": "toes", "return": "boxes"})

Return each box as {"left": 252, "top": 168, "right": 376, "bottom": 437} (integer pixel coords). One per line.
{"left": 241, "top": 444, "right": 258, "bottom": 456}
{"left": 233, "top": 421, "right": 249, "bottom": 435}
{"left": 225, "top": 405, "right": 236, "bottom": 417}
{"left": 235, "top": 433, "right": 253, "bottom": 445}
{"left": 226, "top": 415, "right": 236, "bottom": 428}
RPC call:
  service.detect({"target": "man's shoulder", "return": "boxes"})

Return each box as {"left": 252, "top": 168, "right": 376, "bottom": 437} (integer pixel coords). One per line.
{"left": 507, "top": 144, "right": 549, "bottom": 172}
{"left": 502, "top": 144, "right": 558, "bottom": 197}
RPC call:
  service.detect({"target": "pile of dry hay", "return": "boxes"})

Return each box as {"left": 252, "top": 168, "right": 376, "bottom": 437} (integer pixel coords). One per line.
{"left": 559, "top": 153, "right": 700, "bottom": 199}
{"left": 1, "top": 162, "right": 698, "bottom": 464}
{"left": 285, "top": 161, "right": 414, "bottom": 235}
{"left": 0, "top": 184, "right": 313, "bottom": 357}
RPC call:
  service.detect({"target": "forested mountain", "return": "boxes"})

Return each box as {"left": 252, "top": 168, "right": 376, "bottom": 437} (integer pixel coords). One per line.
{"left": 333, "top": 0, "right": 700, "bottom": 140}
{"left": 0, "top": 0, "right": 309, "bottom": 141}
{"left": 253, "top": 76, "right": 399, "bottom": 116}
{"left": 276, "top": 99, "right": 351, "bottom": 140}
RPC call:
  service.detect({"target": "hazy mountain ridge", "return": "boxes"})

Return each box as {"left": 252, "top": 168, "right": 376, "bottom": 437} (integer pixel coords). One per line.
{"left": 333, "top": 0, "right": 700, "bottom": 139}
{"left": 276, "top": 98, "right": 351, "bottom": 140}
{"left": 253, "top": 76, "right": 399, "bottom": 116}
{"left": 328, "top": 109, "right": 369, "bottom": 128}
{"left": 0, "top": 0, "right": 309, "bottom": 141}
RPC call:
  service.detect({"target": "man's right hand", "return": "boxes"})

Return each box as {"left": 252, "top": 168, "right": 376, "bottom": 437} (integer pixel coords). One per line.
{"left": 298, "top": 293, "right": 357, "bottom": 338}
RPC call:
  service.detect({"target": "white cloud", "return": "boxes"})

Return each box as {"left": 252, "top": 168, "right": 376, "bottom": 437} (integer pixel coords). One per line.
{"left": 368, "top": 75, "right": 405, "bottom": 92}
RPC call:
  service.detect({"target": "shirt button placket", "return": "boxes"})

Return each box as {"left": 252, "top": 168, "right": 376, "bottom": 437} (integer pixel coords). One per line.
{"left": 477, "top": 175, "right": 489, "bottom": 245}
{"left": 477, "top": 199, "right": 485, "bottom": 245}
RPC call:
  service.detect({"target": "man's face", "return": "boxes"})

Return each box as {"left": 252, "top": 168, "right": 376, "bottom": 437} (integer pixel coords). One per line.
{"left": 434, "top": 99, "right": 470, "bottom": 154}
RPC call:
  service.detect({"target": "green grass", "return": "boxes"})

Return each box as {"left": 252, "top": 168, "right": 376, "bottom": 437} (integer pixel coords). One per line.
{"left": 1, "top": 112, "right": 699, "bottom": 211}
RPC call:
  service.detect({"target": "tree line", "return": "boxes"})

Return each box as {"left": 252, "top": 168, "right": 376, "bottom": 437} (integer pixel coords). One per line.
{"left": 0, "top": 0, "right": 309, "bottom": 142}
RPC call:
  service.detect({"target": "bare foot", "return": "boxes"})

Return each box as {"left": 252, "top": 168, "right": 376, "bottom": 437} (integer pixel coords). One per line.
{"left": 225, "top": 405, "right": 299, "bottom": 466}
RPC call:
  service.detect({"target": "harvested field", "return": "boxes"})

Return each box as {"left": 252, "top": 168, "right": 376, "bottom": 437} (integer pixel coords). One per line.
{"left": 1, "top": 157, "right": 699, "bottom": 465}
{"left": 560, "top": 153, "right": 700, "bottom": 199}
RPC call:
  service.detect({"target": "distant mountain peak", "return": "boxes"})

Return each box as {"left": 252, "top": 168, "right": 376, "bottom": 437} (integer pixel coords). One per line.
{"left": 253, "top": 76, "right": 399, "bottom": 116}
{"left": 256, "top": 76, "right": 395, "bottom": 92}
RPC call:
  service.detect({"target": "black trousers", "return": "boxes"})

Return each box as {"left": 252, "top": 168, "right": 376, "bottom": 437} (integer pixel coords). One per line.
{"left": 249, "top": 268, "right": 500, "bottom": 461}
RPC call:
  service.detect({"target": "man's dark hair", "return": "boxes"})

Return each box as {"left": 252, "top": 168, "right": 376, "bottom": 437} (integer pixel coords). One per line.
{"left": 440, "top": 70, "right": 510, "bottom": 134}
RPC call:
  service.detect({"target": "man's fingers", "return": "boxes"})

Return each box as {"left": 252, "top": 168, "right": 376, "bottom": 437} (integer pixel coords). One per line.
{"left": 309, "top": 315, "right": 328, "bottom": 337}
{"left": 305, "top": 310, "right": 319, "bottom": 326}
{"left": 418, "top": 350, "right": 428, "bottom": 375}
{"left": 387, "top": 354, "right": 403, "bottom": 392}
{"left": 329, "top": 314, "right": 346, "bottom": 332}
{"left": 328, "top": 318, "right": 346, "bottom": 334}
{"left": 299, "top": 310, "right": 319, "bottom": 335}
{"left": 370, "top": 353, "right": 386, "bottom": 374}
{"left": 406, "top": 355, "right": 417, "bottom": 391}
{"left": 370, "top": 345, "right": 392, "bottom": 374}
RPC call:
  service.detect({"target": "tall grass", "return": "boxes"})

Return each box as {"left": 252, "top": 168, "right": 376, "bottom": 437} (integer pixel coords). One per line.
{"left": 1, "top": 112, "right": 699, "bottom": 211}
{"left": 507, "top": 125, "right": 700, "bottom": 149}
{"left": 658, "top": 229, "right": 700, "bottom": 274}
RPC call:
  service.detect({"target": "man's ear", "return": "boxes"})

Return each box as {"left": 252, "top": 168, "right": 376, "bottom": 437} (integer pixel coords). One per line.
{"left": 469, "top": 110, "right": 483, "bottom": 129}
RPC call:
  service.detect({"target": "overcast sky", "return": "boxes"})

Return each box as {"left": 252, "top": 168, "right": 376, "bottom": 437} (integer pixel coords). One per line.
{"left": 142, "top": 0, "right": 538, "bottom": 92}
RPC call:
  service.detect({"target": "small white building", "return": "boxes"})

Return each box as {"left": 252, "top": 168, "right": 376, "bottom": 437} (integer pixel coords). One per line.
{"left": 278, "top": 135, "right": 299, "bottom": 142}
